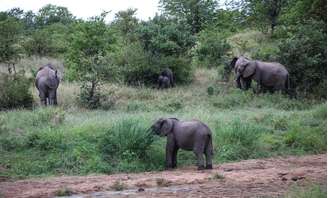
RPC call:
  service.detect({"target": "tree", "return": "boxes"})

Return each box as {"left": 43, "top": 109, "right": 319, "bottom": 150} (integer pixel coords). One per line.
{"left": 65, "top": 12, "right": 115, "bottom": 108}
{"left": 0, "top": 13, "right": 23, "bottom": 73}
{"left": 159, "top": 0, "right": 218, "bottom": 34}
{"left": 278, "top": 20, "right": 326, "bottom": 98}
{"left": 112, "top": 9, "right": 139, "bottom": 43}
{"left": 36, "top": 4, "right": 74, "bottom": 27}
{"left": 137, "top": 15, "right": 195, "bottom": 57}
{"left": 280, "top": 0, "right": 326, "bottom": 25}
{"left": 227, "top": 0, "right": 286, "bottom": 34}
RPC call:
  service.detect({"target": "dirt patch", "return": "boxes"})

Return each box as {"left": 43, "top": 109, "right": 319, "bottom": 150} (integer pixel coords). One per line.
{"left": 0, "top": 154, "right": 326, "bottom": 198}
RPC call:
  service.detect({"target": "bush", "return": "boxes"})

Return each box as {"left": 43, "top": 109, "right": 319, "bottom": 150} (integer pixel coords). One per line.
{"left": 278, "top": 20, "right": 326, "bottom": 98}
{"left": 112, "top": 42, "right": 194, "bottom": 85}
{"left": 195, "top": 30, "right": 231, "bottom": 68}
{"left": 0, "top": 72, "right": 33, "bottom": 110}
{"left": 283, "top": 124, "right": 326, "bottom": 153}
{"left": 216, "top": 119, "right": 268, "bottom": 161}
{"left": 100, "top": 119, "right": 154, "bottom": 161}
{"left": 285, "top": 184, "right": 326, "bottom": 198}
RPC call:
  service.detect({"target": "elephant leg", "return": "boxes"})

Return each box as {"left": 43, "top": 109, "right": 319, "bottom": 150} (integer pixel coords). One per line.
{"left": 48, "top": 90, "right": 56, "bottom": 105}
{"left": 205, "top": 141, "right": 213, "bottom": 169}
{"left": 165, "top": 139, "right": 175, "bottom": 169}
{"left": 39, "top": 91, "right": 47, "bottom": 106}
{"left": 194, "top": 141, "right": 205, "bottom": 170}
{"left": 255, "top": 83, "right": 262, "bottom": 94}
{"left": 244, "top": 78, "right": 252, "bottom": 90}
{"left": 235, "top": 76, "right": 242, "bottom": 89}
{"left": 172, "top": 147, "right": 179, "bottom": 168}
{"left": 54, "top": 90, "right": 58, "bottom": 105}
{"left": 195, "top": 152, "right": 205, "bottom": 170}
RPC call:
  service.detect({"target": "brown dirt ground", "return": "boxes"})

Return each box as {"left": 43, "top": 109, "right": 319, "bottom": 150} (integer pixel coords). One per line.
{"left": 0, "top": 154, "right": 326, "bottom": 198}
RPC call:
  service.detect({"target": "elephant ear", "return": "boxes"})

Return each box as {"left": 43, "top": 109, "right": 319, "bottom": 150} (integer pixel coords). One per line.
{"left": 242, "top": 62, "right": 256, "bottom": 78}
{"left": 160, "top": 119, "right": 174, "bottom": 136}
{"left": 230, "top": 57, "right": 238, "bottom": 70}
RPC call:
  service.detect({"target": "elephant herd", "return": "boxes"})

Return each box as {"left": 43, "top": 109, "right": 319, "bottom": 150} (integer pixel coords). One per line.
{"left": 34, "top": 57, "right": 290, "bottom": 170}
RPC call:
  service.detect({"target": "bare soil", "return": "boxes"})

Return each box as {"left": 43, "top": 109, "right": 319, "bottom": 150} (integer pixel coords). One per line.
{"left": 0, "top": 154, "right": 326, "bottom": 198}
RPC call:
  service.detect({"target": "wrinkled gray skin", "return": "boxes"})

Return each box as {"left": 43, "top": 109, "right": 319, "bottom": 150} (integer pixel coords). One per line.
{"left": 151, "top": 118, "right": 213, "bottom": 170}
{"left": 234, "top": 56, "right": 290, "bottom": 93}
{"left": 160, "top": 68, "right": 174, "bottom": 87}
{"left": 35, "top": 64, "right": 60, "bottom": 106}
{"left": 158, "top": 75, "right": 171, "bottom": 89}
{"left": 230, "top": 57, "right": 252, "bottom": 90}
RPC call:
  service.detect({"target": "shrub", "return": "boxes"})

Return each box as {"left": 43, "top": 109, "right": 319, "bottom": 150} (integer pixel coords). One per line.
{"left": 100, "top": 119, "right": 154, "bottom": 160}
{"left": 278, "top": 20, "right": 326, "bottom": 98}
{"left": 283, "top": 124, "right": 326, "bottom": 153}
{"left": 0, "top": 72, "right": 33, "bottom": 110}
{"left": 216, "top": 119, "right": 267, "bottom": 161}
{"left": 54, "top": 187, "right": 74, "bottom": 196}
{"left": 195, "top": 30, "right": 231, "bottom": 68}
{"left": 110, "top": 180, "right": 126, "bottom": 191}
{"left": 285, "top": 184, "right": 326, "bottom": 198}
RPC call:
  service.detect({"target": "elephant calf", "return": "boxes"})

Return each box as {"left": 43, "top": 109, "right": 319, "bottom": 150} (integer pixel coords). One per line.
{"left": 158, "top": 75, "right": 171, "bottom": 89}
{"left": 159, "top": 68, "right": 174, "bottom": 87}
{"left": 151, "top": 118, "right": 213, "bottom": 170}
{"left": 35, "top": 64, "right": 60, "bottom": 106}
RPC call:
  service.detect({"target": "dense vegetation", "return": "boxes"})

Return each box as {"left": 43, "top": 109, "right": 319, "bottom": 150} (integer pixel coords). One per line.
{"left": 0, "top": 0, "right": 326, "bottom": 180}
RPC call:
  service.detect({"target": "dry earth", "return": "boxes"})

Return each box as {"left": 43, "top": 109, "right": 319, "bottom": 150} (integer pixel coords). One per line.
{"left": 0, "top": 154, "right": 326, "bottom": 198}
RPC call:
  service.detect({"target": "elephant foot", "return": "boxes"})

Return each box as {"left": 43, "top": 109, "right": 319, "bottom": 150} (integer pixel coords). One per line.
{"left": 165, "top": 165, "right": 174, "bottom": 170}
{"left": 206, "top": 164, "right": 213, "bottom": 169}
{"left": 197, "top": 165, "right": 205, "bottom": 170}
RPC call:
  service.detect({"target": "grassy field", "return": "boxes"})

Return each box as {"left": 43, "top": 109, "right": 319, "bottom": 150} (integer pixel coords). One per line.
{"left": 0, "top": 68, "right": 326, "bottom": 179}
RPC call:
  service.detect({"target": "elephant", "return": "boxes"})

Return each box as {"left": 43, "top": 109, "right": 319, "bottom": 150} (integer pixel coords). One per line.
{"left": 160, "top": 68, "right": 174, "bottom": 87}
{"left": 151, "top": 118, "right": 213, "bottom": 170}
{"left": 35, "top": 64, "right": 60, "bottom": 106}
{"left": 230, "top": 57, "right": 252, "bottom": 90}
{"left": 234, "top": 56, "right": 290, "bottom": 93}
{"left": 158, "top": 75, "right": 171, "bottom": 89}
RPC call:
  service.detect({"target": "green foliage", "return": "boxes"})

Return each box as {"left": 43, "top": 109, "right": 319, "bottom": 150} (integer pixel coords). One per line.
{"left": 113, "top": 15, "right": 196, "bottom": 85}
{"left": 137, "top": 15, "right": 195, "bottom": 57}
{"left": 35, "top": 4, "right": 74, "bottom": 26}
{"left": 0, "top": 72, "right": 33, "bottom": 110}
{"left": 112, "top": 8, "right": 139, "bottom": 42}
{"left": 159, "top": 0, "right": 218, "bottom": 34}
{"left": 110, "top": 180, "right": 127, "bottom": 191}
{"left": 280, "top": 0, "right": 326, "bottom": 25}
{"left": 55, "top": 187, "right": 74, "bottom": 196}
{"left": 283, "top": 124, "right": 326, "bottom": 153}
{"left": 207, "top": 86, "right": 214, "bottom": 96}
{"left": 65, "top": 13, "right": 116, "bottom": 108}
{"left": 23, "top": 23, "right": 70, "bottom": 57}
{"left": 0, "top": 13, "right": 23, "bottom": 66}
{"left": 100, "top": 119, "right": 154, "bottom": 160}
{"left": 195, "top": 30, "right": 231, "bottom": 68}
{"left": 216, "top": 120, "right": 266, "bottom": 161}
{"left": 285, "top": 184, "right": 326, "bottom": 198}
{"left": 278, "top": 20, "right": 326, "bottom": 98}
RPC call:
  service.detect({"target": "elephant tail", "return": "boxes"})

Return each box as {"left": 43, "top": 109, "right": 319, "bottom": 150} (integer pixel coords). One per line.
{"left": 285, "top": 74, "right": 290, "bottom": 90}
{"left": 205, "top": 134, "right": 214, "bottom": 155}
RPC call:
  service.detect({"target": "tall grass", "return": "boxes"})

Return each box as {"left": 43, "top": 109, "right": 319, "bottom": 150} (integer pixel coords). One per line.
{"left": 0, "top": 65, "right": 326, "bottom": 179}
{"left": 285, "top": 184, "right": 326, "bottom": 198}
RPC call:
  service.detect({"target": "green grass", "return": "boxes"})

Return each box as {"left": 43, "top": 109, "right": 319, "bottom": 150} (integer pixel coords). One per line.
{"left": 285, "top": 183, "right": 326, "bottom": 198}
{"left": 0, "top": 67, "right": 326, "bottom": 179}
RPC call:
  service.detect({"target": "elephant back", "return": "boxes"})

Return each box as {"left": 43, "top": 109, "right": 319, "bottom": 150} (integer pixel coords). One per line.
{"left": 36, "top": 66, "right": 59, "bottom": 89}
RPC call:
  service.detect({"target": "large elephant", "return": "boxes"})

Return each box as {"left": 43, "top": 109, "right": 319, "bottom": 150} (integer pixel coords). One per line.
{"left": 35, "top": 64, "right": 60, "bottom": 106}
{"left": 230, "top": 57, "right": 252, "bottom": 90}
{"left": 157, "top": 75, "right": 171, "bottom": 89}
{"left": 160, "top": 68, "right": 174, "bottom": 87}
{"left": 234, "top": 56, "right": 290, "bottom": 93}
{"left": 151, "top": 118, "right": 213, "bottom": 170}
